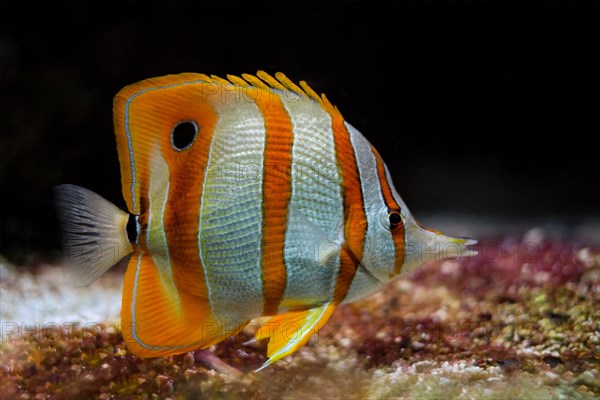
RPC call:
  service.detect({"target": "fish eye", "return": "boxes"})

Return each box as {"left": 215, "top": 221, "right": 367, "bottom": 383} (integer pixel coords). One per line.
{"left": 388, "top": 211, "right": 403, "bottom": 229}
{"left": 171, "top": 120, "right": 198, "bottom": 151}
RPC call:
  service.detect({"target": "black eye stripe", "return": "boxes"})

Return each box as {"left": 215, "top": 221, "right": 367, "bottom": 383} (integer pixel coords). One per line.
{"left": 171, "top": 120, "right": 198, "bottom": 151}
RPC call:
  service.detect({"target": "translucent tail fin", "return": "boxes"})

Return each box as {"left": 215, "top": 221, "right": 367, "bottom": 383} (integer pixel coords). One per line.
{"left": 54, "top": 184, "right": 134, "bottom": 287}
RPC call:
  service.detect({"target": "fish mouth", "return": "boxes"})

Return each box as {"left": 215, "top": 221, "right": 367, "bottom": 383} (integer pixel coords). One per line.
{"left": 406, "top": 224, "right": 479, "bottom": 261}
{"left": 433, "top": 234, "right": 478, "bottom": 258}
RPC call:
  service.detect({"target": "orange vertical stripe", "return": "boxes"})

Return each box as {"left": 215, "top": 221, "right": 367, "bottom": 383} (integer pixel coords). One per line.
{"left": 252, "top": 88, "right": 294, "bottom": 316}
{"left": 161, "top": 88, "right": 219, "bottom": 322}
{"left": 373, "top": 149, "right": 405, "bottom": 276}
{"left": 327, "top": 110, "right": 368, "bottom": 304}
{"left": 122, "top": 81, "right": 220, "bottom": 324}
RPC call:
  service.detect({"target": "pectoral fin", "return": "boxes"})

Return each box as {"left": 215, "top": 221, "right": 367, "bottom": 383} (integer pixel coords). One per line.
{"left": 255, "top": 303, "right": 336, "bottom": 371}
{"left": 288, "top": 204, "right": 341, "bottom": 267}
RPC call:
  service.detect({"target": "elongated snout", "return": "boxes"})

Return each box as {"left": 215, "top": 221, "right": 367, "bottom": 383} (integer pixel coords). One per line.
{"left": 402, "top": 218, "right": 477, "bottom": 275}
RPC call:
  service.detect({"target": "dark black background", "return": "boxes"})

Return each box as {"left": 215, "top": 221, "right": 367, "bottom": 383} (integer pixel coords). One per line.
{"left": 1, "top": 2, "right": 598, "bottom": 265}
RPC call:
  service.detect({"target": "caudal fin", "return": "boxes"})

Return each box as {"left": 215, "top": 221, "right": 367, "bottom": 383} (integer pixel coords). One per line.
{"left": 54, "top": 184, "right": 134, "bottom": 287}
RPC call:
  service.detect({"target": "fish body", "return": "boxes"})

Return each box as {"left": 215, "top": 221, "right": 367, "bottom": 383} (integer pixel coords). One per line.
{"left": 55, "top": 72, "right": 475, "bottom": 369}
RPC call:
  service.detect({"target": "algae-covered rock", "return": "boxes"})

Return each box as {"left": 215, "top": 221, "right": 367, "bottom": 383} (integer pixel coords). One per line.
{"left": 1, "top": 236, "right": 599, "bottom": 399}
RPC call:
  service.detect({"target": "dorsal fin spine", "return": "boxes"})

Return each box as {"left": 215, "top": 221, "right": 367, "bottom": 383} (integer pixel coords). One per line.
{"left": 242, "top": 73, "right": 270, "bottom": 90}
{"left": 274, "top": 72, "right": 307, "bottom": 97}
{"left": 256, "top": 70, "right": 285, "bottom": 90}
{"left": 210, "top": 75, "right": 231, "bottom": 85}
{"left": 226, "top": 74, "right": 250, "bottom": 87}
{"left": 299, "top": 81, "right": 321, "bottom": 103}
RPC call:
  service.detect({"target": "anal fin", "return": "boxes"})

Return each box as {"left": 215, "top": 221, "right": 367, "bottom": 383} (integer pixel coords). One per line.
{"left": 121, "top": 252, "right": 241, "bottom": 357}
{"left": 255, "top": 303, "right": 336, "bottom": 371}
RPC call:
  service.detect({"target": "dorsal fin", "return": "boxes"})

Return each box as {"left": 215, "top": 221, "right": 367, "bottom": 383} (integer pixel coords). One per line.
{"left": 118, "top": 71, "right": 336, "bottom": 115}
{"left": 221, "top": 71, "right": 337, "bottom": 112}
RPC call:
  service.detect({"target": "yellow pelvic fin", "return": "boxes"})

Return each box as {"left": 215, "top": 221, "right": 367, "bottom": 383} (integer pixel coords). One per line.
{"left": 121, "top": 252, "right": 242, "bottom": 357}
{"left": 255, "top": 303, "right": 336, "bottom": 371}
